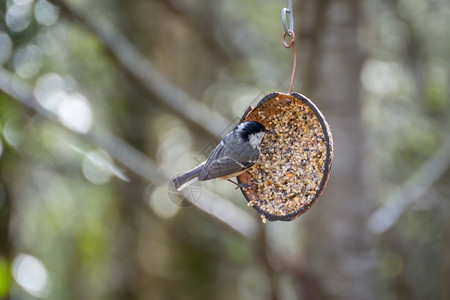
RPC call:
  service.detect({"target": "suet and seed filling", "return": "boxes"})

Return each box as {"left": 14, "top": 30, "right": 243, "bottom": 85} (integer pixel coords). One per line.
{"left": 238, "top": 93, "right": 333, "bottom": 222}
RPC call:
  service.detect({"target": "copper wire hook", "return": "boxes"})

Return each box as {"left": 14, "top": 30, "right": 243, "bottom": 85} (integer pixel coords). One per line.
{"left": 282, "top": 30, "right": 297, "bottom": 94}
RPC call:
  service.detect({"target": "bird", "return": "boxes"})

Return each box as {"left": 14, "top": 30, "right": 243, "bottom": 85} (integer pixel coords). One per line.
{"left": 172, "top": 121, "right": 269, "bottom": 191}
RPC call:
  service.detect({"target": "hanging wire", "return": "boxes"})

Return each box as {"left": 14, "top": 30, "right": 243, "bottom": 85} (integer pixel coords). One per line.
{"left": 282, "top": 0, "right": 297, "bottom": 94}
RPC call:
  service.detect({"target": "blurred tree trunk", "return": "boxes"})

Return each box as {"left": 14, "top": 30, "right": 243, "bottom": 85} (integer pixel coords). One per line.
{"left": 299, "top": 0, "right": 379, "bottom": 299}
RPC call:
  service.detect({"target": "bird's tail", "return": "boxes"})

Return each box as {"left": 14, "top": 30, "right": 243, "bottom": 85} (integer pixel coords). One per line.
{"left": 172, "top": 164, "right": 203, "bottom": 191}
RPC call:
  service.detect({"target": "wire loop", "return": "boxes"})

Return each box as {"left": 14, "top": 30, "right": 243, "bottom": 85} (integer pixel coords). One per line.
{"left": 282, "top": 30, "right": 297, "bottom": 94}
{"left": 282, "top": 30, "right": 295, "bottom": 48}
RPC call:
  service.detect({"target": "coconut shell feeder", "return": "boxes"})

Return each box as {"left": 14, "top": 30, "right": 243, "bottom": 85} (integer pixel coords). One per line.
{"left": 234, "top": 3, "right": 334, "bottom": 222}
{"left": 238, "top": 92, "right": 334, "bottom": 222}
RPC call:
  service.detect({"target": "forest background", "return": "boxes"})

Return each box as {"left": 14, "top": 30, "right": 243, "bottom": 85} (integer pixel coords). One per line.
{"left": 0, "top": 0, "right": 449, "bottom": 299}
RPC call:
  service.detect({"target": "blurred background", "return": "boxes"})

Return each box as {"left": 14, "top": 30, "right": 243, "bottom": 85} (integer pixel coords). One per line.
{"left": 0, "top": 0, "right": 449, "bottom": 299}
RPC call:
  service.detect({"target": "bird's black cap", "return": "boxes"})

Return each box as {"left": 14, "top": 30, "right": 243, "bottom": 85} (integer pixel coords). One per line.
{"left": 238, "top": 121, "right": 267, "bottom": 141}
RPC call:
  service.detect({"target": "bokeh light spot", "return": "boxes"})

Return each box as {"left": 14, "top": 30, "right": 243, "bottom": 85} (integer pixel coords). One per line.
{"left": 82, "top": 149, "right": 114, "bottom": 185}
{"left": 5, "top": 3, "right": 32, "bottom": 32}
{"left": 34, "top": 73, "right": 66, "bottom": 112}
{"left": 57, "top": 93, "right": 93, "bottom": 134}
{"left": 148, "top": 185, "right": 179, "bottom": 219}
{"left": 12, "top": 254, "right": 49, "bottom": 297}
{"left": 13, "top": 45, "right": 43, "bottom": 79}
{"left": 361, "top": 59, "right": 401, "bottom": 95}
{"left": 3, "top": 120, "right": 23, "bottom": 150}
{"left": 35, "top": 0, "right": 60, "bottom": 26}
{"left": 0, "top": 32, "right": 13, "bottom": 65}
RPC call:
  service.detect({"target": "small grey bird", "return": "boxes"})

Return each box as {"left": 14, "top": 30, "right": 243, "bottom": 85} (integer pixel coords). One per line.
{"left": 172, "top": 121, "right": 268, "bottom": 191}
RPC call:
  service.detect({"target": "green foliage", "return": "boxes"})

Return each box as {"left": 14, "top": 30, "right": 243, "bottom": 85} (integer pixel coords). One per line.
{"left": 0, "top": 258, "right": 11, "bottom": 298}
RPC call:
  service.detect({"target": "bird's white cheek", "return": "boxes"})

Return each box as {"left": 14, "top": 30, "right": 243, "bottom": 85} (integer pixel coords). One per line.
{"left": 249, "top": 132, "right": 265, "bottom": 149}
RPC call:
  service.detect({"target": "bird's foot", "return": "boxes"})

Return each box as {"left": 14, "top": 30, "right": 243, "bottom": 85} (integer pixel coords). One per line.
{"left": 227, "top": 179, "right": 251, "bottom": 190}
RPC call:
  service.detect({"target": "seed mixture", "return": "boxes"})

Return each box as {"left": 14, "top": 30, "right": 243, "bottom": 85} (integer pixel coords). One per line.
{"left": 238, "top": 93, "right": 333, "bottom": 222}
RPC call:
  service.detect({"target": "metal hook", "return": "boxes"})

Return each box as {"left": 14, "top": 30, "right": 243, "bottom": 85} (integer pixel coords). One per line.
{"left": 282, "top": 0, "right": 294, "bottom": 36}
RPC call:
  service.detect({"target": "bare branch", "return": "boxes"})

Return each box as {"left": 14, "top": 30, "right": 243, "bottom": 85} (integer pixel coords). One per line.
{"left": 48, "top": 0, "right": 232, "bottom": 139}
{"left": 368, "top": 137, "right": 450, "bottom": 234}
{"left": 0, "top": 67, "right": 259, "bottom": 239}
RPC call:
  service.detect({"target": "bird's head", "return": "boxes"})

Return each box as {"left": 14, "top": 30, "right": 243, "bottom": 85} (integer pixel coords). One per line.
{"left": 237, "top": 121, "right": 269, "bottom": 149}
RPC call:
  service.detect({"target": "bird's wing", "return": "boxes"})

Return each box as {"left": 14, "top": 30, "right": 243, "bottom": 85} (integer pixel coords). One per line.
{"left": 199, "top": 156, "right": 255, "bottom": 181}
{"left": 199, "top": 139, "right": 259, "bottom": 181}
